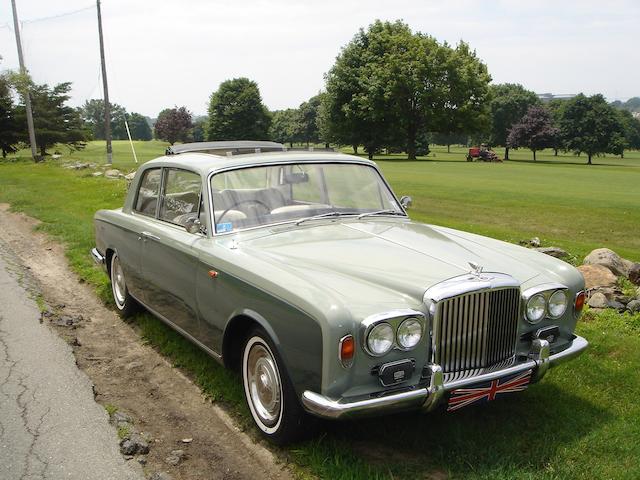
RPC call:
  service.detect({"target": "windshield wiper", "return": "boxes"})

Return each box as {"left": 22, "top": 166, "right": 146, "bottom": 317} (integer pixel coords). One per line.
{"left": 295, "top": 211, "right": 351, "bottom": 226}
{"left": 357, "top": 209, "right": 405, "bottom": 219}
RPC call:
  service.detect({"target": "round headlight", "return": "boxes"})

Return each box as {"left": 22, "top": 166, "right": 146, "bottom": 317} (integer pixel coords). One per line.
{"left": 526, "top": 294, "right": 546, "bottom": 323}
{"left": 367, "top": 323, "right": 394, "bottom": 356}
{"left": 397, "top": 318, "right": 422, "bottom": 349}
{"left": 548, "top": 290, "right": 568, "bottom": 318}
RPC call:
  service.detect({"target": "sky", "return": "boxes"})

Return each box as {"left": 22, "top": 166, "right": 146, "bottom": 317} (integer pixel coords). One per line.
{"left": 1, "top": 0, "right": 638, "bottom": 118}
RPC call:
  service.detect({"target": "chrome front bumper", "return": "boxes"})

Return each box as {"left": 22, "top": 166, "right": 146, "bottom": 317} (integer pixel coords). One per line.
{"left": 91, "top": 247, "right": 105, "bottom": 267}
{"left": 302, "top": 335, "right": 588, "bottom": 419}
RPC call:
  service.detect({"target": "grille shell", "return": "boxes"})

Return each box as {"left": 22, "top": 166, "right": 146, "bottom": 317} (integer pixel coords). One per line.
{"left": 432, "top": 287, "right": 521, "bottom": 374}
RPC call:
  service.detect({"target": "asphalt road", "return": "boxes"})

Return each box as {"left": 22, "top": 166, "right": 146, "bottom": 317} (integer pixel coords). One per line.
{"left": 0, "top": 253, "right": 143, "bottom": 480}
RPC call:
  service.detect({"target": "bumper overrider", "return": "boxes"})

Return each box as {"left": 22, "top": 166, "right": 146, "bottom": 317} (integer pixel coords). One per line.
{"left": 301, "top": 335, "right": 588, "bottom": 419}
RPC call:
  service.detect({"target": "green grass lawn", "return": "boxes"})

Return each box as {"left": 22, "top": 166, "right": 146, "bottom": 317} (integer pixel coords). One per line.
{"left": 1, "top": 142, "right": 640, "bottom": 479}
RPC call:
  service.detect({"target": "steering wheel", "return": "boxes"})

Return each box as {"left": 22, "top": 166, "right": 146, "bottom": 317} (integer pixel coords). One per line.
{"left": 217, "top": 199, "right": 271, "bottom": 223}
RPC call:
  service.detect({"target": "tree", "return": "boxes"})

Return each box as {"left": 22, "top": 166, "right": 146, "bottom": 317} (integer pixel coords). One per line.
{"left": 14, "top": 81, "right": 86, "bottom": 157}
{"left": 154, "top": 106, "right": 193, "bottom": 144}
{"left": 546, "top": 99, "right": 566, "bottom": 156}
{"left": 127, "top": 112, "right": 152, "bottom": 141}
{"left": 269, "top": 109, "right": 301, "bottom": 146}
{"left": 206, "top": 78, "right": 271, "bottom": 141}
{"left": 192, "top": 117, "right": 206, "bottom": 142}
{"left": 322, "top": 20, "right": 491, "bottom": 160}
{"left": 558, "top": 94, "right": 625, "bottom": 165}
{"left": 298, "top": 94, "right": 322, "bottom": 145}
{"left": 432, "top": 131, "right": 468, "bottom": 152}
{"left": 488, "top": 83, "right": 539, "bottom": 160}
{"left": 506, "top": 105, "right": 558, "bottom": 161}
{"left": 80, "top": 99, "right": 128, "bottom": 140}
{"left": 0, "top": 71, "right": 22, "bottom": 158}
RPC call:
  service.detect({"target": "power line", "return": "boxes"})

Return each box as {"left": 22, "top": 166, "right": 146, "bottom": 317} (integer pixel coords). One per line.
{"left": 21, "top": 4, "right": 94, "bottom": 25}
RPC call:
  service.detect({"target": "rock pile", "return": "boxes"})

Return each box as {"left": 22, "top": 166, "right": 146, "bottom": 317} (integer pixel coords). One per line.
{"left": 577, "top": 248, "right": 640, "bottom": 312}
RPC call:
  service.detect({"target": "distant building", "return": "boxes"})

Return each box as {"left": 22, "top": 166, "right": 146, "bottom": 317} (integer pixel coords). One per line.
{"left": 537, "top": 93, "right": 577, "bottom": 102}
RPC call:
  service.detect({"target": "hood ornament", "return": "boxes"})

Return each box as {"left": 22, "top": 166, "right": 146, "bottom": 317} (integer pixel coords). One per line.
{"left": 468, "top": 261, "right": 484, "bottom": 277}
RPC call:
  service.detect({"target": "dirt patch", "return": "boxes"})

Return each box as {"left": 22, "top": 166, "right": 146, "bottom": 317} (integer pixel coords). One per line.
{"left": 0, "top": 204, "right": 293, "bottom": 480}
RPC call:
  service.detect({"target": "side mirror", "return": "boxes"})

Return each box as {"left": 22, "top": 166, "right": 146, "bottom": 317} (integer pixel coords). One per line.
{"left": 184, "top": 217, "right": 205, "bottom": 235}
{"left": 400, "top": 195, "right": 413, "bottom": 209}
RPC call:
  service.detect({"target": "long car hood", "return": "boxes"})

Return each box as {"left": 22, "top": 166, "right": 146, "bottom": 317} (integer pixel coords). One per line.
{"left": 238, "top": 219, "right": 570, "bottom": 307}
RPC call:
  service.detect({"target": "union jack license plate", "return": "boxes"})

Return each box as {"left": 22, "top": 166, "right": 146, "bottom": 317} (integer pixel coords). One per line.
{"left": 447, "top": 369, "right": 532, "bottom": 412}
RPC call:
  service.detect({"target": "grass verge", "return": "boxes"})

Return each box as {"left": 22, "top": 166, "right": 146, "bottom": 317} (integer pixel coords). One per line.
{"left": 1, "top": 150, "right": 640, "bottom": 479}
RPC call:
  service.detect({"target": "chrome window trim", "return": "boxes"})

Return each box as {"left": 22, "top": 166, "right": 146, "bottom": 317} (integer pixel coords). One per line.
{"left": 360, "top": 309, "right": 427, "bottom": 357}
{"left": 206, "top": 159, "right": 408, "bottom": 237}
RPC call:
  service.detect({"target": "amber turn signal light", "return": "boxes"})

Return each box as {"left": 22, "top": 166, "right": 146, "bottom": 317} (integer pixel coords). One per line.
{"left": 339, "top": 335, "right": 355, "bottom": 368}
{"left": 574, "top": 291, "right": 585, "bottom": 315}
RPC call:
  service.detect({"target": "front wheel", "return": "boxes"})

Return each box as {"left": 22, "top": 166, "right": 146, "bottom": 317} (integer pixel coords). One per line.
{"left": 242, "top": 328, "right": 316, "bottom": 444}
{"left": 110, "top": 253, "right": 140, "bottom": 317}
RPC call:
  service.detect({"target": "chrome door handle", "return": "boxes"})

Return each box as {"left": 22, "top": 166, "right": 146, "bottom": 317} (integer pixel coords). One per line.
{"left": 141, "top": 231, "right": 161, "bottom": 241}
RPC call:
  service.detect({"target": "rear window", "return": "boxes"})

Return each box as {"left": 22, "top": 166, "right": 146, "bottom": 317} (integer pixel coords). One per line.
{"left": 134, "top": 168, "right": 162, "bottom": 216}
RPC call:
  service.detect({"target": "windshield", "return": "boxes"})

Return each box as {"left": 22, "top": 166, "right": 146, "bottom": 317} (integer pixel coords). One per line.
{"left": 209, "top": 162, "right": 403, "bottom": 233}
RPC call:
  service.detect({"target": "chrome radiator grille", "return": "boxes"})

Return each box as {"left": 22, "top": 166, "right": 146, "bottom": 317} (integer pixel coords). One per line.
{"left": 433, "top": 287, "right": 520, "bottom": 373}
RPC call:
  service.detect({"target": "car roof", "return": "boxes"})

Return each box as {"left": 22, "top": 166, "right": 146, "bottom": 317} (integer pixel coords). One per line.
{"left": 143, "top": 150, "right": 378, "bottom": 176}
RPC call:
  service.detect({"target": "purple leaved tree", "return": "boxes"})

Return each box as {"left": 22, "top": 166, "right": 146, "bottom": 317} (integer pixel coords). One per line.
{"left": 507, "top": 105, "right": 558, "bottom": 161}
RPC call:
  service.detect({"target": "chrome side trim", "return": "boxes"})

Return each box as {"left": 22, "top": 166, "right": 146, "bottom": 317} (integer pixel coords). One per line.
{"left": 301, "top": 335, "right": 588, "bottom": 419}
{"left": 91, "top": 247, "right": 105, "bottom": 265}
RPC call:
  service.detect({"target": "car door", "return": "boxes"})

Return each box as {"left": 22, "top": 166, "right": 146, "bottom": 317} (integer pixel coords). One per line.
{"left": 123, "top": 167, "right": 163, "bottom": 299}
{"left": 139, "top": 168, "right": 204, "bottom": 336}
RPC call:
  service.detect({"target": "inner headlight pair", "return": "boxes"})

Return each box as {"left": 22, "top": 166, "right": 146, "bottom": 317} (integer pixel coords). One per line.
{"left": 526, "top": 290, "right": 568, "bottom": 324}
{"left": 367, "top": 317, "right": 422, "bottom": 356}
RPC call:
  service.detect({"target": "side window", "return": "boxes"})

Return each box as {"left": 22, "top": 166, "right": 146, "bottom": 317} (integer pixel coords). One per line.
{"left": 159, "top": 169, "right": 202, "bottom": 227}
{"left": 134, "top": 168, "right": 162, "bottom": 216}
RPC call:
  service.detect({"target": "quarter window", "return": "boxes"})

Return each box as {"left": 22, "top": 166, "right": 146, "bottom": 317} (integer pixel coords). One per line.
{"left": 134, "top": 168, "right": 162, "bottom": 216}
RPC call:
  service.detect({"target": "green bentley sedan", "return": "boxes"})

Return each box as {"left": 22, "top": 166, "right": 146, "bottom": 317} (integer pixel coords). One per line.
{"left": 92, "top": 141, "right": 588, "bottom": 444}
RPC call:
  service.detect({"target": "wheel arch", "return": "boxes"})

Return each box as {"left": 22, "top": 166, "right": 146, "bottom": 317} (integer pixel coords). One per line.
{"left": 222, "top": 309, "right": 281, "bottom": 371}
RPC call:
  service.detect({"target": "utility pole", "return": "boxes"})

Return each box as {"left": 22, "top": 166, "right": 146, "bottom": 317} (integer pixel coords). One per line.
{"left": 96, "top": 0, "right": 112, "bottom": 164}
{"left": 10, "top": 0, "right": 39, "bottom": 162}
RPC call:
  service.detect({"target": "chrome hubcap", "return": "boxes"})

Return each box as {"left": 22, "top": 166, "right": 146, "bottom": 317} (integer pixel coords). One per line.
{"left": 247, "top": 344, "right": 281, "bottom": 426}
{"left": 112, "top": 258, "right": 126, "bottom": 308}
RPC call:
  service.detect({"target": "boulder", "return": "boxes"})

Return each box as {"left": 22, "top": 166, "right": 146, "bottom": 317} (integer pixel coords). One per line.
{"left": 583, "top": 248, "right": 631, "bottom": 277}
{"left": 124, "top": 172, "right": 136, "bottom": 181}
{"left": 629, "top": 263, "right": 640, "bottom": 285}
{"left": 530, "top": 237, "right": 541, "bottom": 248}
{"left": 627, "top": 299, "right": 640, "bottom": 313}
{"left": 577, "top": 264, "right": 618, "bottom": 290}
{"left": 119, "top": 433, "right": 150, "bottom": 455}
{"left": 105, "top": 169, "right": 121, "bottom": 179}
{"left": 587, "top": 292, "right": 608, "bottom": 309}
{"left": 92, "top": 172, "right": 103, "bottom": 177}
{"left": 534, "top": 246, "right": 569, "bottom": 259}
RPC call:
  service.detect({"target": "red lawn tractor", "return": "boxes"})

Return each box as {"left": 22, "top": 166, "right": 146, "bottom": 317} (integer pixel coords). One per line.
{"left": 466, "top": 146, "right": 502, "bottom": 162}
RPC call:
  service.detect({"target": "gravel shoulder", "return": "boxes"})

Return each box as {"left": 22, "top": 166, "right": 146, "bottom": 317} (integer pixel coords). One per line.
{"left": 0, "top": 204, "right": 293, "bottom": 480}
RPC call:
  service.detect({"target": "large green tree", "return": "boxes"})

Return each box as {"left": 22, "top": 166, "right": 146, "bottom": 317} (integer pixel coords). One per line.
{"left": 206, "top": 78, "right": 271, "bottom": 141}
{"left": 488, "top": 83, "right": 539, "bottom": 159}
{"left": 558, "top": 94, "right": 624, "bottom": 165}
{"left": 127, "top": 112, "right": 153, "bottom": 141}
{"left": 154, "top": 106, "right": 192, "bottom": 145}
{"left": 80, "top": 99, "right": 128, "bottom": 140}
{"left": 269, "top": 109, "right": 301, "bottom": 146}
{"left": 323, "top": 20, "right": 491, "bottom": 159}
{"left": 298, "top": 94, "right": 322, "bottom": 145}
{"left": 14, "top": 81, "right": 86, "bottom": 157}
{"left": 0, "top": 71, "right": 22, "bottom": 158}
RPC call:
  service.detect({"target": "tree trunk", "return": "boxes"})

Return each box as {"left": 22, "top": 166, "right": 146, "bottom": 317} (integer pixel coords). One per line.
{"left": 352, "top": 145, "right": 358, "bottom": 154}
{"left": 554, "top": 148, "right": 558, "bottom": 156}
{"left": 621, "top": 150, "right": 624, "bottom": 158}
{"left": 504, "top": 146, "right": 509, "bottom": 160}
{"left": 533, "top": 150, "right": 536, "bottom": 162}
{"left": 588, "top": 154, "right": 592, "bottom": 165}
{"left": 325, "top": 143, "right": 330, "bottom": 149}
{"left": 407, "top": 127, "right": 417, "bottom": 160}
{"left": 39, "top": 146, "right": 46, "bottom": 158}
{"left": 368, "top": 151, "right": 374, "bottom": 160}
{"left": 447, "top": 144, "right": 450, "bottom": 153}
